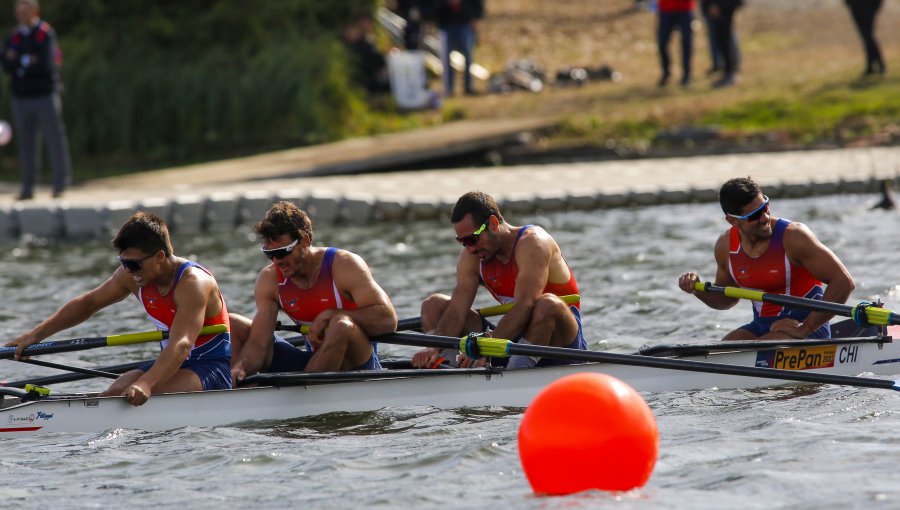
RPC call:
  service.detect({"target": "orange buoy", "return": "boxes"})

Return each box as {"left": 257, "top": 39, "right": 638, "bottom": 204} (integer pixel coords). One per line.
{"left": 518, "top": 373, "right": 658, "bottom": 495}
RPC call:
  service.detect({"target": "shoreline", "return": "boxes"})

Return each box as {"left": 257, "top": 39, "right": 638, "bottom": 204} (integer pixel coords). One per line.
{"left": 1, "top": 145, "right": 896, "bottom": 243}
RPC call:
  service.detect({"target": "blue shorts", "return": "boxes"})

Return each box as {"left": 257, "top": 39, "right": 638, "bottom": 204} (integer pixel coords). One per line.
{"left": 266, "top": 335, "right": 381, "bottom": 372}
{"left": 138, "top": 334, "right": 232, "bottom": 391}
{"left": 738, "top": 310, "right": 831, "bottom": 339}
{"left": 535, "top": 305, "right": 586, "bottom": 367}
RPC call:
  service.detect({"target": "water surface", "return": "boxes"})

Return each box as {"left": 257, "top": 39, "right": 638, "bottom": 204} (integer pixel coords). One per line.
{"left": 1, "top": 193, "right": 899, "bottom": 509}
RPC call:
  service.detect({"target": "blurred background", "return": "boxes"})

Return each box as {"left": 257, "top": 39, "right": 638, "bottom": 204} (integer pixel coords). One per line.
{"left": 0, "top": 0, "right": 896, "bottom": 184}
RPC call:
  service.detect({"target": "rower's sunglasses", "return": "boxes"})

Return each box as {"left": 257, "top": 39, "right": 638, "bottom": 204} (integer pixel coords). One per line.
{"left": 456, "top": 223, "right": 487, "bottom": 247}
{"left": 727, "top": 196, "right": 770, "bottom": 221}
{"left": 118, "top": 254, "right": 153, "bottom": 272}
{"left": 261, "top": 238, "right": 299, "bottom": 260}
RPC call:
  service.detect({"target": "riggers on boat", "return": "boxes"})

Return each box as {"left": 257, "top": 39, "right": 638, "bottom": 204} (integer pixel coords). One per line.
{"left": 2, "top": 333, "right": 899, "bottom": 437}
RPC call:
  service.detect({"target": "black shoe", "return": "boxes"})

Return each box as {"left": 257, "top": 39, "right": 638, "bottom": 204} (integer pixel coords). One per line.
{"left": 52, "top": 188, "right": 65, "bottom": 199}
{"left": 657, "top": 74, "right": 670, "bottom": 87}
{"left": 17, "top": 192, "right": 33, "bottom": 201}
{"left": 680, "top": 75, "right": 691, "bottom": 87}
{"left": 713, "top": 74, "right": 736, "bottom": 88}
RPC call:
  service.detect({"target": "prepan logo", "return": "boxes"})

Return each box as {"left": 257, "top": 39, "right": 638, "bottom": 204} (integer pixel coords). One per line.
{"left": 756, "top": 345, "right": 836, "bottom": 370}
{"left": 7, "top": 412, "right": 54, "bottom": 424}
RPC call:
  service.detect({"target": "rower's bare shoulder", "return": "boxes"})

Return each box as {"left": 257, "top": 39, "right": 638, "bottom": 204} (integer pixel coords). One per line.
{"left": 332, "top": 249, "right": 369, "bottom": 272}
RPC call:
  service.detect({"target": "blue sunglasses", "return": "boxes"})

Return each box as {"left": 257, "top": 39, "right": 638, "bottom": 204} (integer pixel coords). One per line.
{"left": 727, "top": 196, "right": 770, "bottom": 221}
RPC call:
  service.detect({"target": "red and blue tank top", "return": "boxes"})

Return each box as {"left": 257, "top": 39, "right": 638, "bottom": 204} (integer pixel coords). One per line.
{"left": 138, "top": 261, "right": 231, "bottom": 350}
{"left": 727, "top": 218, "right": 825, "bottom": 319}
{"left": 479, "top": 225, "right": 580, "bottom": 307}
{"left": 276, "top": 247, "right": 358, "bottom": 325}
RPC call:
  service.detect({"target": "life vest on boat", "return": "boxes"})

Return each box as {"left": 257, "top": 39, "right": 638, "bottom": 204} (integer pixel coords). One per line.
{"left": 727, "top": 218, "right": 825, "bottom": 319}
{"left": 276, "top": 247, "right": 358, "bottom": 325}
{"left": 138, "top": 261, "right": 230, "bottom": 350}
{"left": 479, "top": 225, "right": 580, "bottom": 307}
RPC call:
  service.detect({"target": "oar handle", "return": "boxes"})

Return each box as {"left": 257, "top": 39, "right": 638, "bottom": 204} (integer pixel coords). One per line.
{"left": 275, "top": 323, "right": 312, "bottom": 334}
{"left": 477, "top": 294, "right": 580, "bottom": 318}
{"left": 694, "top": 282, "right": 900, "bottom": 326}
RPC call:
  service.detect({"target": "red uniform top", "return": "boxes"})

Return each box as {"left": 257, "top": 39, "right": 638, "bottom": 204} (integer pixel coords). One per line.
{"left": 276, "top": 247, "right": 357, "bottom": 325}
{"left": 479, "top": 225, "right": 580, "bottom": 307}
{"left": 138, "top": 261, "right": 230, "bottom": 349}
{"left": 658, "top": 0, "right": 697, "bottom": 12}
{"left": 728, "top": 218, "right": 825, "bottom": 318}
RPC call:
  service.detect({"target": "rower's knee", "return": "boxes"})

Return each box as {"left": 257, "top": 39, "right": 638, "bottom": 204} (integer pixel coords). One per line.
{"left": 421, "top": 294, "right": 450, "bottom": 316}
{"left": 532, "top": 294, "right": 566, "bottom": 322}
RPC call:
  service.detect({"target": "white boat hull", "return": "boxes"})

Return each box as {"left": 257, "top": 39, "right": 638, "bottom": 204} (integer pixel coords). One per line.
{"left": 3, "top": 338, "right": 899, "bottom": 436}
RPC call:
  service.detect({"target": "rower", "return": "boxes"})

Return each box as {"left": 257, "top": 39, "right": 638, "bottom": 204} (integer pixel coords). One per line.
{"left": 411, "top": 191, "right": 585, "bottom": 369}
{"left": 5, "top": 212, "right": 233, "bottom": 405}
{"left": 230, "top": 201, "right": 397, "bottom": 383}
{"left": 678, "top": 176, "right": 855, "bottom": 340}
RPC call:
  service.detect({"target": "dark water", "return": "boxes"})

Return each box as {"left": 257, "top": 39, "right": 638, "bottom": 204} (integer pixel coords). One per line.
{"left": 1, "top": 193, "right": 899, "bottom": 509}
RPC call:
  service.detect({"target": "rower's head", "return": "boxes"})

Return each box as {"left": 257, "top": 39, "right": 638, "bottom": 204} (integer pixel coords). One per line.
{"left": 112, "top": 211, "right": 173, "bottom": 285}
{"left": 720, "top": 177, "right": 772, "bottom": 236}
{"left": 452, "top": 191, "right": 504, "bottom": 259}
{"left": 255, "top": 201, "right": 313, "bottom": 272}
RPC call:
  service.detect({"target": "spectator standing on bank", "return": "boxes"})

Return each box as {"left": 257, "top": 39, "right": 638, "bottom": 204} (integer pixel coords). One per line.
{"left": 657, "top": 0, "right": 696, "bottom": 87}
{"left": 700, "top": 0, "right": 740, "bottom": 76}
{"left": 845, "top": 0, "right": 885, "bottom": 76}
{"left": 433, "top": 0, "right": 483, "bottom": 97}
{"left": 1, "top": 0, "right": 72, "bottom": 200}
{"left": 397, "top": 0, "right": 430, "bottom": 50}
{"left": 342, "top": 15, "right": 390, "bottom": 94}
{"left": 706, "top": 0, "right": 742, "bottom": 88}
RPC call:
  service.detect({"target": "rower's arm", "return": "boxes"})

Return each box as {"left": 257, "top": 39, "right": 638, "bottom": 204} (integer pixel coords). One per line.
{"left": 783, "top": 223, "right": 855, "bottom": 333}
{"left": 6, "top": 270, "right": 133, "bottom": 357}
{"left": 328, "top": 251, "right": 398, "bottom": 336}
{"left": 232, "top": 267, "right": 281, "bottom": 381}
{"left": 434, "top": 250, "right": 480, "bottom": 336}
{"left": 491, "top": 233, "right": 550, "bottom": 340}
{"left": 135, "top": 269, "right": 211, "bottom": 392}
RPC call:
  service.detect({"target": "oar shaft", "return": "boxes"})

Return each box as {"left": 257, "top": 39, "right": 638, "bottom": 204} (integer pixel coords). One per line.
{"left": 1, "top": 324, "right": 229, "bottom": 360}
{"left": 696, "top": 282, "right": 900, "bottom": 326}
{"left": 374, "top": 332, "right": 900, "bottom": 391}
{"left": 19, "top": 359, "right": 119, "bottom": 380}
{"left": 384, "top": 294, "right": 581, "bottom": 332}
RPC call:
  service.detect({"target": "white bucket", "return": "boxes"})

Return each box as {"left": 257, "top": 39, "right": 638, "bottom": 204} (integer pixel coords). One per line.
{"left": 387, "top": 50, "right": 431, "bottom": 110}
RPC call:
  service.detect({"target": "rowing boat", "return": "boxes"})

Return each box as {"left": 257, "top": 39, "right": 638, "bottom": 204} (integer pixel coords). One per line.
{"left": 2, "top": 334, "right": 898, "bottom": 436}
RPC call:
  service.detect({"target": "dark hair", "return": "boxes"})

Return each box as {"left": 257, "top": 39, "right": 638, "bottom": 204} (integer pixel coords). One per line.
{"left": 112, "top": 211, "right": 173, "bottom": 256}
{"left": 255, "top": 201, "right": 314, "bottom": 243}
{"left": 450, "top": 191, "right": 504, "bottom": 225}
{"left": 719, "top": 177, "right": 762, "bottom": 215}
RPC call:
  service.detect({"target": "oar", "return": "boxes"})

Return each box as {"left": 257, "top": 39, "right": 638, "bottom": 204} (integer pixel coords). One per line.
{"left": 1, "top": 324, "right": 228, "bottom": 360}
{"left": 18, "top": 359, "right": 119, "bottom": 380}
{"left": 276, "top": 294, "right": 581, "bottom": 333}
{"left": 3, "top": 332, "right": 312, "bottom": 389}
{"left": 694, "top": 282, "right": 900, "bottom": 326}
{"left": 372, "top": 331, "right": 900, "bottom": 391}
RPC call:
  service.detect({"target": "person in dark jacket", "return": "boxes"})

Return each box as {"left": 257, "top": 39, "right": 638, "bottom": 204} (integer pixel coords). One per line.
{"left": 845, "top": 0, "right": 885, "bottom": 76}
{"left": 706, "top": 0, "right": 742, "bottom": 88}
{"left": 1, "top": 0, "right": 72, "bottom": 200}
{"left": 433, "top": 0, "right": 483, "bottom": 97}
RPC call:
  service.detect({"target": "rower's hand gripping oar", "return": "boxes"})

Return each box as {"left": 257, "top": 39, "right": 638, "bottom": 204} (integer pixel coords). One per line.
{"left": 1, "top": 324, "right": 229, "bottom": 360}
{"left": 275, "top": 294, "right": 582, "bottom": 334}
{"left": 694, "top": 282, "right": 900, "bottom": 327}
{"left": 374, "top": 331, "right": 900, "bottom": 392}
